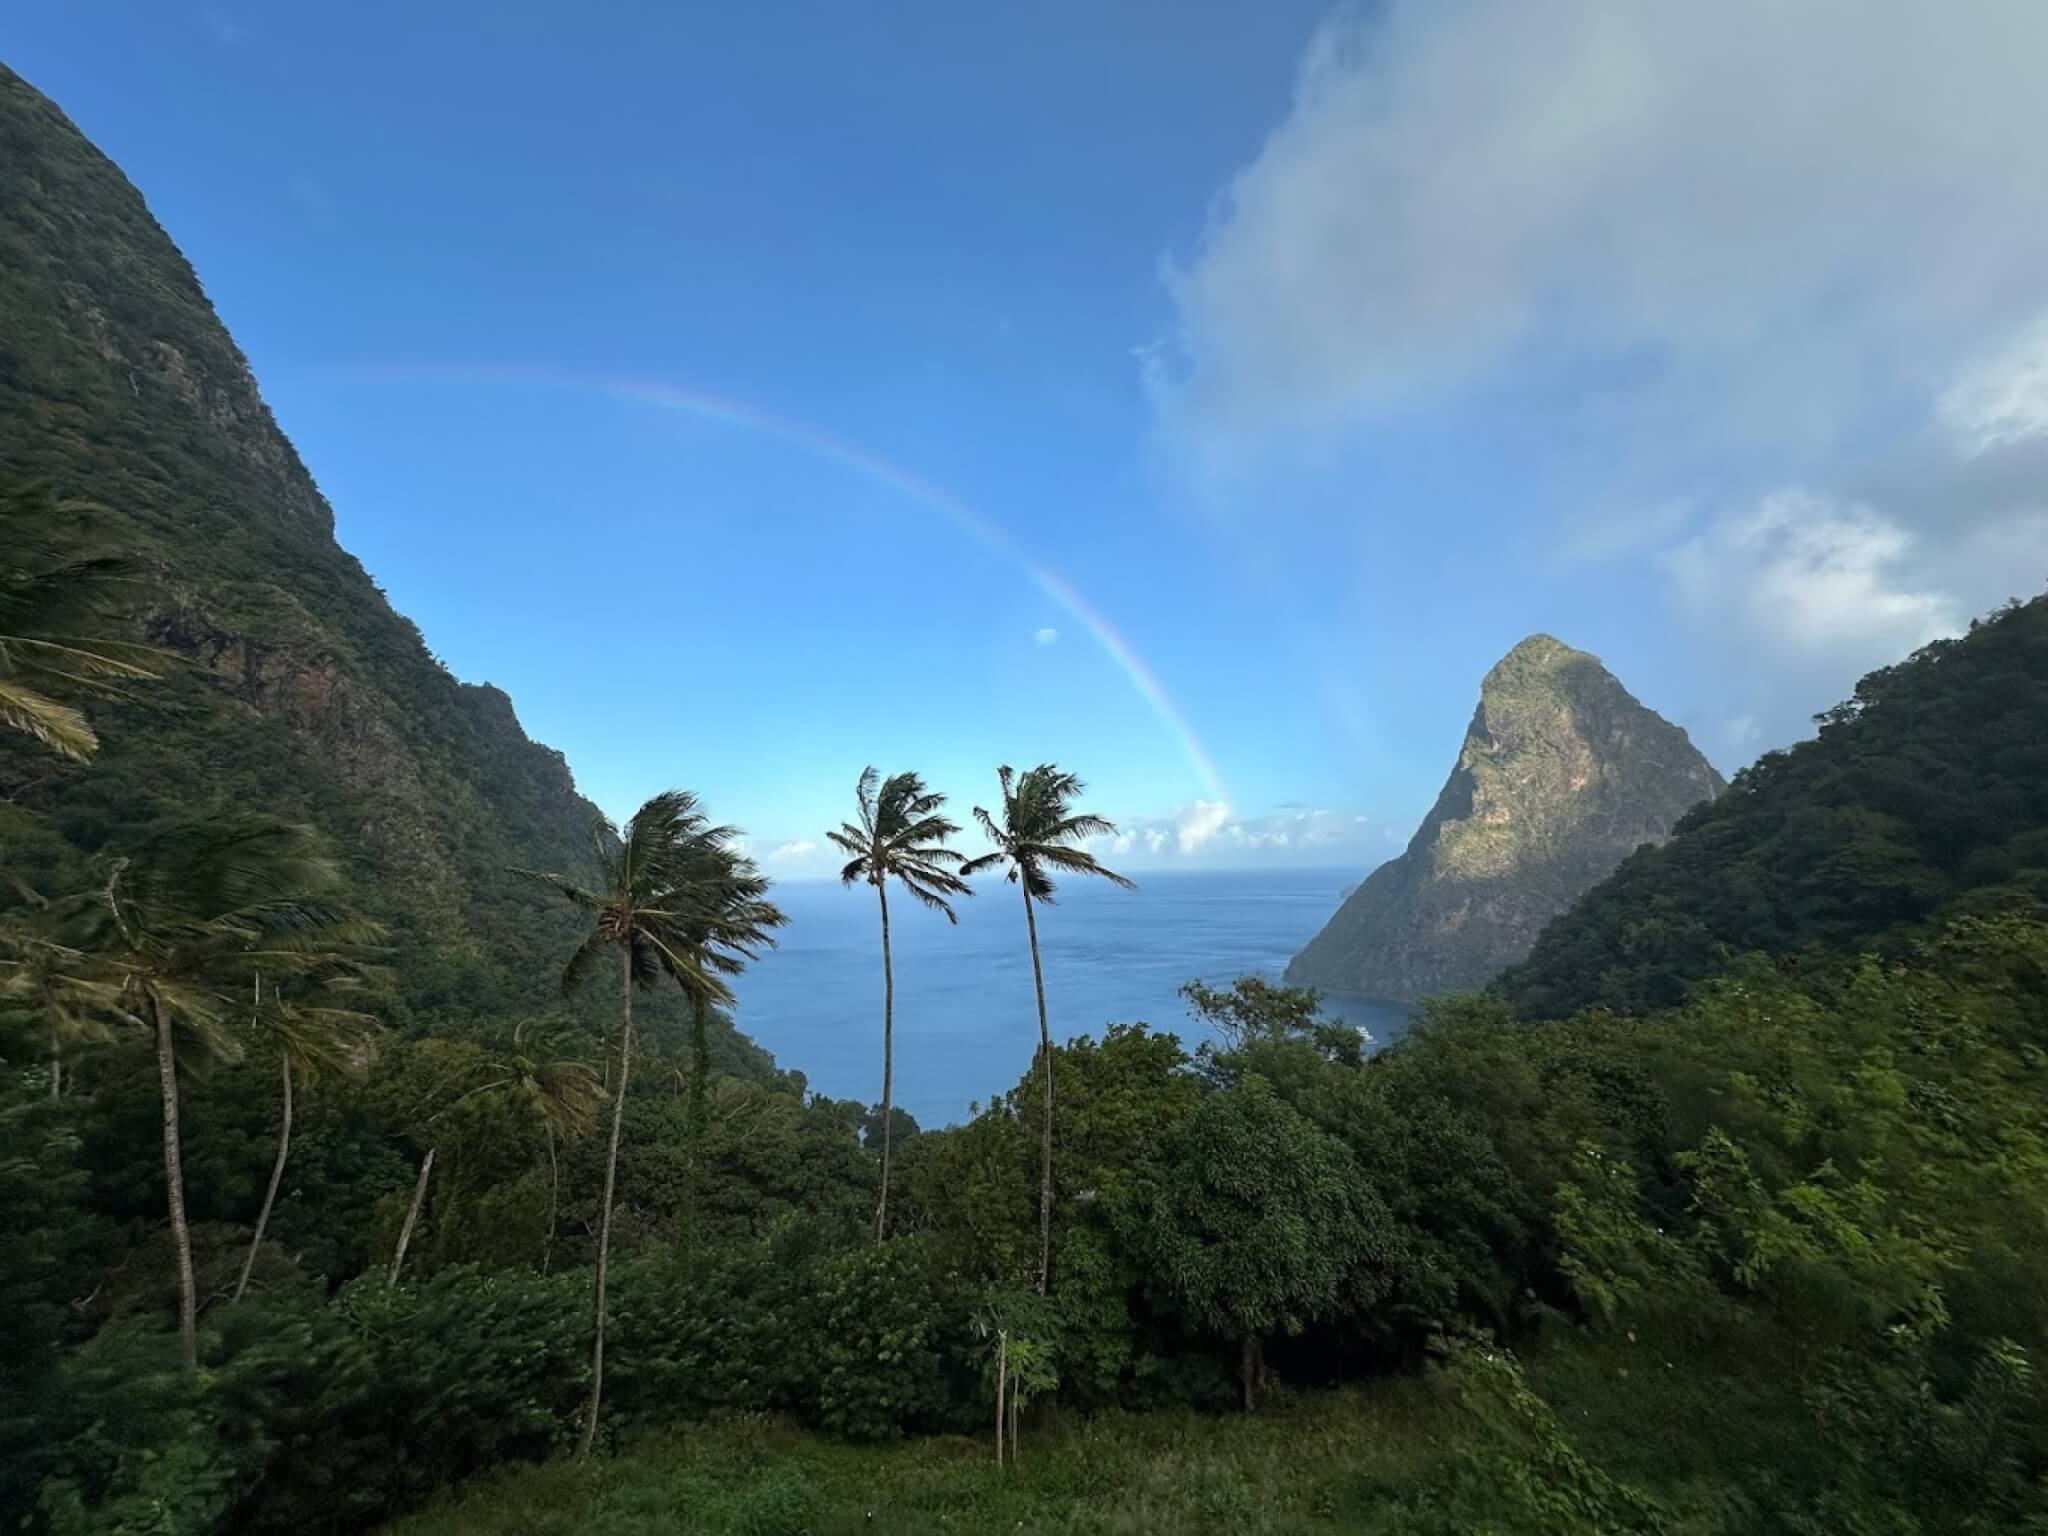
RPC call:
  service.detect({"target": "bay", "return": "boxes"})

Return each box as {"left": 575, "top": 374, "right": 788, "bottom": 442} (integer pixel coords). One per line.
{"left": 726, "top": 866, "right": 1408, "bottom": 1127}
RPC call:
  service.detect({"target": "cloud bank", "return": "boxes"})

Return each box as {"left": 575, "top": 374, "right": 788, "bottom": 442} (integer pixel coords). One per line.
{"left": 1094, "top": 803, "right": 1374, "bottom": 868}
{"left": 1153, "top": 0, "right": 2048, "bottom": 751}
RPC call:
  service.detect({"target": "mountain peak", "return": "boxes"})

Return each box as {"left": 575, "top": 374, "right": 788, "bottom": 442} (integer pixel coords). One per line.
{"left": 1285, "top": 639, "right": 1723, "bottom": 1003}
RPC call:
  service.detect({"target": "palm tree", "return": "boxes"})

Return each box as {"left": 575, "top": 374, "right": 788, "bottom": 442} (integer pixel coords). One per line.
{"left": 232, "top": 973, "right": 381, "bottom": 1303}
{"left": 92, "top": 817, "right": 375, "bottom": 1369}
{"left": 826, "top": 767, "right": 971, "bottom": 1242}
{"left": 382, "top": 1022, "right": 603, "bottom": 1285}
{"left": 0, "top": 880, "right": 121, "bottom": 1098}
{"left": 518, "top": 790, "right": 784, "bottom": 1457}
{"left": 0, "top": 477, "right": 170, "bottom": 760}
{"left": 961, "top": 765, "right": 1132, "bottom": 1294}
{"left": 465, "top": 1020, "right": 604, "bottom": 1274}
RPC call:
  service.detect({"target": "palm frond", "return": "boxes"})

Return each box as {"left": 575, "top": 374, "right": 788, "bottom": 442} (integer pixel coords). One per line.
{"left": 971, "top": 805, "right": 1007, "bottom": 850}
{"left": 0, "top": 677, "right": 96, "bottom": 759}
{"left": 1049, "top": 812, "right": 1118, "bottom": 845}
{"left": 511, "top": 867, "right": 606, "bottom": 911}
{"left": 557, "top": 928, "right": 614, "bottom": 999}
{"left": 958, "top": 850, "right": 1007, "bottom": 879}
{"left": 1035, "top": 842, "right": 1136, "bottom": 888}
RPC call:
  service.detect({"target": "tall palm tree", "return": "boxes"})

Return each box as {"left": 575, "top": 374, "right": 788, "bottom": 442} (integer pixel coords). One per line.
{"left": 0, "top": 477, "right": 170, "bottom": 760}
{"left": 827, "top": 767, "right": 971, "bottom": 1242}
{"left": 518, "top": 790, "right": 784, "bottom": 1457}
{"left": 92, "top": 818, "right": 375, "bottom": 1369}
{"left": 961, "top": 765, "right": 1132, "bottom": 1295}
{"left": 232, "top": 973, "right": 381, "bottom": 1303}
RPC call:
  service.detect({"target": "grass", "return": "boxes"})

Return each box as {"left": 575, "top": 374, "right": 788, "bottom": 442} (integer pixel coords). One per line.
{"left": 381, "top": 1378, "right": 1471, "bottom": 1535}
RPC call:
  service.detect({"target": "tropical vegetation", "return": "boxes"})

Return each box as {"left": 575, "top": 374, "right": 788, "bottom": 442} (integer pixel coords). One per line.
{"left": 6, "top": 465, "right": 2048, "bottom": 1534}
{"left": 10, "top": 42, "right": 2048, "bottom": 1534}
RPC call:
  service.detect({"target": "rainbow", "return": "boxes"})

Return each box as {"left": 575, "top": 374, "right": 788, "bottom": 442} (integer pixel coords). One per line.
{"left": 340, "top": 362, "right": 1230, "bottom": 806}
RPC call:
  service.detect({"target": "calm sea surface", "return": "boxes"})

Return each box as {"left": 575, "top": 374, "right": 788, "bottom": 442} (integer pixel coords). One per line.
{"left": 726, "top": 866, "right": 1406, "bottom": 1127}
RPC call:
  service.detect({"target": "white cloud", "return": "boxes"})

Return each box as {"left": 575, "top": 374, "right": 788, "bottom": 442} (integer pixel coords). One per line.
{"left": 1941, "top": 310, "right": 2048, "bottom": 457}
{"left": 1175, "top": 799, "right": 1231, "bottom": 854}
{"left": 766, "top": 838, "right": 818, "bottom": 863}
{"left": 1663, "top": 490, "right": 1961, "bottom": 661}
{"left": 1089, "top": 803, "right": 1372, "bottom": 866}
{"left": 1034, "top": 627, "right": 1060, "bottom": 646}
{"left": 1155, "top": 0, "right": 2048, "bottom": 464}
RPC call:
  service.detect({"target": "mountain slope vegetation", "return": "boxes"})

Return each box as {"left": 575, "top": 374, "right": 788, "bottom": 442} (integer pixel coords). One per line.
{"left": 0, "top": 63, "right": 764, "bottom": 1057}
{"left": 1498, "top": 594, "right": 2048, "bottom": 1019}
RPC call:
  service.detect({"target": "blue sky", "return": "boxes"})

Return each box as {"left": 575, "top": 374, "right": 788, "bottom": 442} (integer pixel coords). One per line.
{"left": 10, "top": 1, "right": 2048, "bottom": 876}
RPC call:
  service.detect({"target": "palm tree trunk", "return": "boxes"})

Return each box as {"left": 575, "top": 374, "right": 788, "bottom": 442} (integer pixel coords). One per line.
{"left": 541, "top": 1124, "right": 559, "bottom": 1275}
{"left": 234, "top": 1052, "right": 293, "bottom": 1303}
{"left": 150, "top": 993, "right": 198, "bottom": 1371}
{"left": 578, "top": 944, "right": 633, "bottom": 1459}
{"left": 1010, "top": 1378, "right": 1021, "bottom": 1461}
{"left": 49, "top": 1025, "right": 60, "bottom": 1099}
{"left": 389, "top": 1145, "right": 435, "bottom": 1285}
{"left": 994, "top": 1330, "right": 1007, "bottom": 1467}
{"left": 874, "top": 876, "right": 895, "bottom": 1244}
{"left": 1022, "top": 882, "right": 1054, "bottom": 1295}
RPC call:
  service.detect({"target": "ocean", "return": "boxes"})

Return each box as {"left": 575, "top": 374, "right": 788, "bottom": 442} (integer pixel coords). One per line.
{"left": 725, "top": 866, "right": 1407, "bottom": 1127}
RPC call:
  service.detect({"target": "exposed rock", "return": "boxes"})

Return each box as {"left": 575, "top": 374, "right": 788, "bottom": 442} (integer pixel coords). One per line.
{"left": 1285, "top": 635, "right": 1724, "bottom": 1002}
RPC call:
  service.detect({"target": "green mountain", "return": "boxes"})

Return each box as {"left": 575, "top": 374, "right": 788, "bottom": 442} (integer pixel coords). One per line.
{"left": 1498, "top": 594, "right": 2048, "bottom": 1019}
{"left": 0, "top": 63, "right": 755, "bottom": 1055}
{"left": 1286, "top": 635, "right": 1724, "bottom": 1002}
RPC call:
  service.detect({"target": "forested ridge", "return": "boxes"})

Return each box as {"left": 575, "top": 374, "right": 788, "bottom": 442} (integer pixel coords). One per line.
{"left": 7, "top": 55, "right": 2048, "bottom": 1536}
{"left": 1498, "top": 592, "right": 2048, "bottom": 1019}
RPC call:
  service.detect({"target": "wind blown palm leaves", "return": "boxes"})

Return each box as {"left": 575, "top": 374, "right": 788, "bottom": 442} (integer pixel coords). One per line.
{"left": 0, "top": 478, "right": 171, "bottom": 760}
{"left": 457, "top": 1019, "right": 604, "bottom": 1275}
{"left": 231, "top": 971, "right": 383, "bottom": 1303}
{"left": 827, "top": 767, "right": 971, "bottom": 1241}
{"left": 88, "top": 817, "right": 381, "bottom": 1367}
{"left": 961, "top": 764, "right": 1132, "bottom": 1294}
{"left": 0, "top": 878, "right": 123, "bottom": 1098}
{"left": 517, "top": 788, "right": 784, "bottom": 1457}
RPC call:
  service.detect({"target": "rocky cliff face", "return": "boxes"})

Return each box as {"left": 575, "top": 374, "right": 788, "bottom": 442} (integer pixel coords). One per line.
{"left": 1285, "top": 636, "right": 1724, "bottom": 1003}
{"left": 0, "top": 64, "right": 609, "bottom": 1019}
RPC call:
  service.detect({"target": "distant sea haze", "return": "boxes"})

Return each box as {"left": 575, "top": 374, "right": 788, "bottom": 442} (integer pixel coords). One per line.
{"left": 727, "top": 867, "right": 1409, "bottom": 1127}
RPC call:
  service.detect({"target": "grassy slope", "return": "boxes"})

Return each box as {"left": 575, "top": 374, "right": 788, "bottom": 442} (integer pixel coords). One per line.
{"left": 383, "top": 1382, "right": 1466, "bottom": 1536}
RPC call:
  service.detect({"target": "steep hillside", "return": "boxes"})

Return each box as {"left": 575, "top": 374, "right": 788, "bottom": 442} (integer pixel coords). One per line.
{"left": 1287, "top": 635, "right": 1723, "bottom": 1002}
{"left": 0, "top": 63, "right": 755, "bottom": 1055}
{"left": 1498, "top": 595, "right": 2048, "bottom": 1019}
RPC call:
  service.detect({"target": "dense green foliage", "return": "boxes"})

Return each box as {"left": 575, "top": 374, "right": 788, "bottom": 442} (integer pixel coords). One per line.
{"left": 1500, "top": 593, "right": 2048, "bottom": 1018}
{"left": 8, "top": 49, "right": 2048, "bottom": 1536}
{"left": 11, "top": 579, "right": 2048, "bottom": 1532}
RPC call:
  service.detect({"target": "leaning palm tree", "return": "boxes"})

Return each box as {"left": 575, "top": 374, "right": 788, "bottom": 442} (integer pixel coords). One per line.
{"left": 517, "top": 790, "right": 784, "bottom": 1457}
{"left": 92, "top": 817, "right": 376, "bottom": 1369}
{"left": 827, "top": 767, "right": 971, "bottom": 1242}
{"left": 232, "top": 973, "right": 382, "bottom": 1303}
{"left": 961, "top": 765, "right": 1132, "bottom": 1295}
{"left": 0, "top": 477, "right": 171, "bottom": 759}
